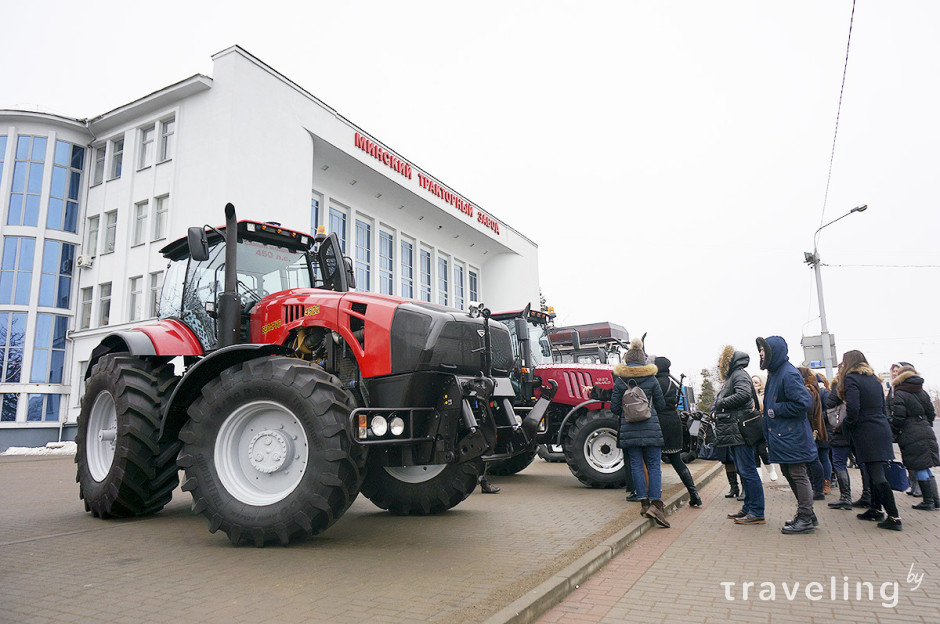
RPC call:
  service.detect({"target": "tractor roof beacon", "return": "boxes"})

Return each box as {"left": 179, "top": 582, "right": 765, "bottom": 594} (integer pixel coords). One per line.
{"left": 75, "top": 204, "right": 555, "bottom": 546}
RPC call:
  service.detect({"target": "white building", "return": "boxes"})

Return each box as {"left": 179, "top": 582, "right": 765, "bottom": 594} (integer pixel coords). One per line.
{"left": 0, "top": 45, "right": 541, "bottom": 450}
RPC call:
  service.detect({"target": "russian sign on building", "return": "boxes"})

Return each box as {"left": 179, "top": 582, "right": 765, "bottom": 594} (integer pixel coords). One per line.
{"left": 354, "top": 133, "right": 500, "bottom": 236}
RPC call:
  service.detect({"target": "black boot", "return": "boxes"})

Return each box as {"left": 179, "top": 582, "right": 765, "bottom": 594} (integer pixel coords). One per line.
{"left": 828, "top": 469, "right": 853, "bottom": 510}
{"left": 725, "top": 471, "right": 740, "bottom": 498}
{"left": 675, "top": 463, "right": 701, "bottom": 507}
{"left": 907, "top": 470, "right": 922, "bottom": 496}
{"left": 912, "top": 479, "right": 937, "bottom": 511}
{"left": 781, "top": 515, "right": 815, "bottom": 534}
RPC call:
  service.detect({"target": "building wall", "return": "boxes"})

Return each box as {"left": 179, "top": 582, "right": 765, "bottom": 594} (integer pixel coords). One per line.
{"left": 0, "top": 45, "right": 541, "bottom": 450}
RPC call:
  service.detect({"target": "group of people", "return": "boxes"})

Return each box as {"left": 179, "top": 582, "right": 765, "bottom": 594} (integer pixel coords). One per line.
{"left": 604, "top": 334, "right": 939, "bottom": 534}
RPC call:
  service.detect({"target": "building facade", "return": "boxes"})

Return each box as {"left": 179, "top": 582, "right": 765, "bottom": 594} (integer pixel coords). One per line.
{"left": 0, "top": 45, "right": 541, "bottom": 450}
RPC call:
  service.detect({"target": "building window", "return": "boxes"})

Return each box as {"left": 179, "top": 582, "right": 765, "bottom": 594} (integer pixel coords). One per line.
{"left": 0, "top": 237, "right": 36, "bottom": 305}
{"left": 400, "top": 240, "right": 414, "bottom": 299}
{"left": 39, "top": 240, "right": 75, "bottom": 309}
{"left": 138, "top": 125, "right": 155, "bottom": 169}
{"left": 133, "top": 201, "right": 148, "bottom": 246}
{"left": 46, "top": 140, "right": 84, "bottom": 233}
{"left": 0, "top": 136, "right": 6, "bottom": 183}
{"left": 152, "top": 195, "right": 168, "bottom": 241}
{"left": 103, "top": 210, "right": 117, "bottom": 254}
{"left": 159, "top": 116, "right": 175, "bottom": 162}
{"left": 0, "top": 311, "right": 27, "bottom": 383}
{"left": 27, "top": 394, "right": 62, "bottom": 422}
{"left": 469, "top": 270, "right": 479, "bottom": 303}
{"left": 454, "top": 263, "right": 465, "bottom": 310}
{"left": 311, "top": 198, "right": 320, "bottom": 233}
{"left": 92, "top": 144, "right": 106, "bottom": 185}
{"left": 419, "top": 249, "right": 431, "bottom": 302}
{"left": 109, "top": 136, "right": 124, "bottom": 180}
{"left": 86, "top": 215, "right": 100, "bottom": 257}
{"left": 8, "top": 135, "right": 47, "bottom": 227}
{"left": 355, "top": 220, "right": 371, "bottom": 292}
{"left": 149, "top": 271, "right": 162, "bottom": 317}
{"left": 98, "top": 282, "right": 112, "bottom": 326}
{"left": 438, "top": 256, "right": 449, "bottom": 306}
{"left": 329, "top": 208, "right": 347, "bottom": 253}
{"left": 379, "top": 231, "right": 393, "bottom": 295}
{"left": 79, "top": 287, "right": 93, "bottom": 329}
{"left": 128, "top": 276, "right": 143, "bottom": 321}
{"left": 1, "top": 394, "right": 17, "bottom": 422}
{"left": 30, "top": 313, "right": 68, "bottom": 384}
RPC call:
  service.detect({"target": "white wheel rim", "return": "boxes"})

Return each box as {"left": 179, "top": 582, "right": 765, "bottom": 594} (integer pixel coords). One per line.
{"left": 384, "top": 464, "right": 447, "bottom": 484}
{"left": 86, "top": 391, "right": 117, "bottom": 482}
{"left": 214, "top": 400, "right": 309, "bottom": 505}
{"left": 583, "top": 428, "right": 623, "bottom": 474}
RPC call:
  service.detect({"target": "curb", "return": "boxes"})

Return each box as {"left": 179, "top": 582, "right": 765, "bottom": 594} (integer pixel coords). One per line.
{"left": 483, "top": 460, "right": 725, "bottom": 624}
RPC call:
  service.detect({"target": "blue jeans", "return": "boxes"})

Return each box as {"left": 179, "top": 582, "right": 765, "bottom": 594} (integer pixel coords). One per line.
{"left": 817, "top": 443, "right": 832, "bottom": 482}
{"left": 832, "top": 446, "right": 851, "bottom": 472}
{"left": 730, "top": 443, "right": 764, "bottom": 517}
{"left": 626, "top": 446, "right": 662, "bottom": 500}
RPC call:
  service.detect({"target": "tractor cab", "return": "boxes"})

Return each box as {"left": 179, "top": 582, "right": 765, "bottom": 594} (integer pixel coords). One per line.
{"left": 158, "top": 217, "right": 353, "bottom": 350}
{"left": 492, "top": 304, "right": 555, "bottom": 403}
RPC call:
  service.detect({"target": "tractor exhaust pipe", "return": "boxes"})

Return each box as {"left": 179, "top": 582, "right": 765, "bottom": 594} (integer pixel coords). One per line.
{"left": 218, "top": 202, "right": 242, "bottom": 347}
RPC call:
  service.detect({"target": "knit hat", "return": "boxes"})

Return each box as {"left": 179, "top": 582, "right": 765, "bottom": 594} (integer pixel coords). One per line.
{"left": 624, "top": 337, "right": 647, "bottom": 364}
{"left": 897, "top": 364, "right": 917, "bottom": 375}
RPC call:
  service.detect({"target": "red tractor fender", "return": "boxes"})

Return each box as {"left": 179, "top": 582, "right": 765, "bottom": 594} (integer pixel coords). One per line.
{"left": 84, "top": 319, "right": 204, "bottom": 379}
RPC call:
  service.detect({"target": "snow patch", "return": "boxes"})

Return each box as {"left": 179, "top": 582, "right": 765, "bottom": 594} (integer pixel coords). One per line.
{"left": 2, "top": 441, "right": 77, "bottom": 456}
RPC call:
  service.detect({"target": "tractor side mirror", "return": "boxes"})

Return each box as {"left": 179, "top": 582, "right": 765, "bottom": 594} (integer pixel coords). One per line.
{"left": 343, "top": 256, "right": 356, "bottom": 290}
{"left": 570, "top": 331, "right": 581, "bottom": 352}
{"left": 187, "top": 227, "right": 209, "bottom": 262}
{"left": 513, "top": 318, "right": 529, "bottom": 341}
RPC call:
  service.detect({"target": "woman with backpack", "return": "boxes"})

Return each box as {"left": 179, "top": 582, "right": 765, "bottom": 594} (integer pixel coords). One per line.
{"left": 889, "top": 364, "right": 940, "bottom": 511}
{"left": 714, "top": 346, "right": 765, "bottom": 525}
{"left": 825, "top": 376, "right": 855, "bottom": 510}
{"left": 611, "top": 337, "right": 669, "bottom": 528}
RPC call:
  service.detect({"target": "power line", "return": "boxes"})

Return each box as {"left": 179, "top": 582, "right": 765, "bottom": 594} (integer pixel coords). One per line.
{"left": 821, "top": 263, "right": 940, "bottom": 268}
{"left": 819, "top": 0, "right": 857, "bottom": 228}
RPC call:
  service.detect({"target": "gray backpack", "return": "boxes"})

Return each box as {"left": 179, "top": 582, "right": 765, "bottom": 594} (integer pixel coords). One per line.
{"left": 622, "top": 379, "right": 652, "bottom": 423}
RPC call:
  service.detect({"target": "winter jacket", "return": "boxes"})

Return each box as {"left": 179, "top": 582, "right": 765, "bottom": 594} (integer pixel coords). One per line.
{"left": 757, "top": 336, "right": 816, "bottom": 464}
{"left": 889, "top": 371, "right": 939, "bottom": 470}
{"left": 611, "top": 362, "right": 665, "bottom": 449}
{"left": 713, "top": 348, "right": 753, "bottom": 448}
{"left": 842, "top": 365, "right": 894, "bottom": 464}
{"left": 824, "top": 382, "right": 850, "bottom": 447}
{"left": 806, "top": 385, "right": 829, "bottom": 448}
{"left": 654, "top": 357, "right": 683, "bottom": 452}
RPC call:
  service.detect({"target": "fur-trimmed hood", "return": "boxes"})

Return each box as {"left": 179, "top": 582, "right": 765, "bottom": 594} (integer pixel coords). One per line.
{"left": 846, "top": 362, "right": 876, "bottom": 377}
{"left": 892, "top": 370, "right": 924, "bottom": 389}
{"left": 614, "top": 363, "right": 658, "bottom": 378}
{"left": 717, "top": 346, "right": 749, "bottom": 381}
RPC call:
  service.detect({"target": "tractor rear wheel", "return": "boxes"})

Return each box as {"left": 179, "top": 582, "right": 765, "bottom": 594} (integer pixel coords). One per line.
{"left": 178, "top": 357, "right": 364, "bottom": 546}
{"left": 485, "top": 444, "right": 538, "bottom": 476}
{"left": 563, "top": 409, "right": 626, "bottom": 488}
{"left": 360, "top": 458, "right": 482, "bottom": 515}
{"left": 75, "top": 354, "right": 180, "bottom": 518}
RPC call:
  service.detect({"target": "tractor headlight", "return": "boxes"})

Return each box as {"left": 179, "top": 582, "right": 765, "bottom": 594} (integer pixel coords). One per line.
{"left": 370, "top": 415, "right": 388, "bottom": 437}
{"left": 389, "top": 416, "right": 405, "bottom": 436}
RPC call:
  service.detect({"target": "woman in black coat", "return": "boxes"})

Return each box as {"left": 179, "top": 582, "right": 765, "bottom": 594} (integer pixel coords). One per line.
{"left": 611, "top": 338, "right": 669, "bottom": 528}
{"left": 839, "top": 350, "right": 902, "bottom": 530}
{"left": 889, "top": 365, "right": 940, "bottom": 510}
{"left": 655, "top": 357, "right": 701, "bottom": 507}
{"left": 825, "top": 378, "right": 855, "bottom": 510}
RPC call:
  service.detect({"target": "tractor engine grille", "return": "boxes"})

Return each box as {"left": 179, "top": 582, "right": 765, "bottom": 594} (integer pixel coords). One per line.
{"left": 284, "top": 304, "right": 306, "bottom": 324}
{"left": 562, "top": 370, "right": 593, "bottom": 401}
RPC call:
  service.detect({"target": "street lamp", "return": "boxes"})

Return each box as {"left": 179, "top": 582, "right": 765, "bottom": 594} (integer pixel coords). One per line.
{"left": 804, "top": 204, "right": 868, "bottom": 380}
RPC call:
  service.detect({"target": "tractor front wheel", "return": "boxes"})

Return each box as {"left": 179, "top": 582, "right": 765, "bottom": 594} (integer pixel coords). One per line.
{"left": 360, "top": 459, "right": 482, "bottom": 515}
{"left": 563, "top": 409, "right": 626, "bottom": 488}
{"left": 178, "top": 357, "right": 364, "bottom": 546}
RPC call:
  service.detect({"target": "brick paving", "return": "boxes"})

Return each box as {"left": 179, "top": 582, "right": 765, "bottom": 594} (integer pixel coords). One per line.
{"left": 0, "top": 453, "right": 717, "bottom": 624}
{"left": 537, "top": 466, "right": 940, "bottom": 624}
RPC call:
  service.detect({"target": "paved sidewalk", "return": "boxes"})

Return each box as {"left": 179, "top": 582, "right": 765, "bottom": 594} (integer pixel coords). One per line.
{"left": 536, "top": 468, "right": 940, "bottom": 624}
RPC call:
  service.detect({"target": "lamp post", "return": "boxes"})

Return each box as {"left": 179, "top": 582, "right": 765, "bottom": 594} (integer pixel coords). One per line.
{"left": 804, "top": 204, "right": 867, "bottom": 380}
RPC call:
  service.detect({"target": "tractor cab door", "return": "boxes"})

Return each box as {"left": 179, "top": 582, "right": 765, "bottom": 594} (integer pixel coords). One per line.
{"left": 315, "top": 232, "right": 356, "bottom": 292}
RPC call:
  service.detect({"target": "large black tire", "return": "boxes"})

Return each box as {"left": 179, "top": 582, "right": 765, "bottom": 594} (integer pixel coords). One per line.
{"left": 485, "top": 445, "right": 538, "bottom": 476}
{"left": 177, "top": 357, "right": 365, "bottom": 546}
{"left": 75, "top": 354, "right": 180, "bottom": 518}
{"left": 537, "top": 444, "right": 566, "bottom": 463}
{"left": 360, "top": 458, "right": 483, "bottom": 515}
{"left": 563, "top": 409, "right": 626, "bottom": 488}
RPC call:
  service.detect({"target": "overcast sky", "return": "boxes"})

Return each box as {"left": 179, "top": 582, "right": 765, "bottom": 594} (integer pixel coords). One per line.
{"left": 4, "top": 1, "right": 939, "bottom": 392}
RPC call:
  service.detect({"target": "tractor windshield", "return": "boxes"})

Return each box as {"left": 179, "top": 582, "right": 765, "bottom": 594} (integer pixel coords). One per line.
{"left": 527, "top": 322, "right": 553, "bottom": 367}
{"left": 159, "top": 238, "right": 313, "bottom": 349}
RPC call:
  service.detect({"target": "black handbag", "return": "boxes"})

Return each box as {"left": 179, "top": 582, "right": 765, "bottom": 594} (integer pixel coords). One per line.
{"left": 736, "top": 382, "right": 765, "bottom": 447}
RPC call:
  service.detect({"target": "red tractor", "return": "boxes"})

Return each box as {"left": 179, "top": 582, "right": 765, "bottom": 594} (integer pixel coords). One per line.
{"left": 489, "top": 308, "right": 630, "bottom": 487}
{"left": 75, "top": 204, "right": 553, "bottom": 545}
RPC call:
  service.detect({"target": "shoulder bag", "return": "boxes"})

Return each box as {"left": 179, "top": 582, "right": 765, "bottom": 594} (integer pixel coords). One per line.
{"left": 735, "top": 380, "right": 765, "bottom": 447}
